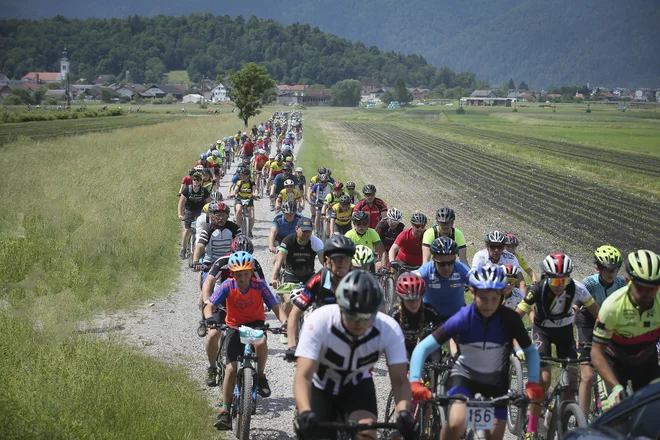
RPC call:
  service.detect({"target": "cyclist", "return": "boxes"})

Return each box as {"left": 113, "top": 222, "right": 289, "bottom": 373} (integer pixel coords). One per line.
{"left": 575, "top": 245, "right": 627, "bottom": 418}
{"left": 345, "top": 180, "right": 363, "bottom": 205}
{"left": 591, "top": 249, "right": 660, "bottom": 409}
{"left": 516, "top": 252, "right": 599, "bottom": 402}
{"left": 293, "top": 271, "right": 414, "bottom": 440}
{"left": 275, "top": 178, "right": 304, "bottom": 211}
{"left": 240, "top": 135, "right": 255, "bottom": 160}
{"left": 308, "top": 173, "right": 332, "bottom": 233}
{"left": 410, "top": 264, "right": 543, "bottom": 440}
{"left": 270, "top": 218, "right": 324, "bottom": 318}
{"left": 353, "top": 184, "right": 387, "bottom": 229}
{"left": 504, "top": 233, "right": 538, "bottom": 282}
{"left": 328, "top": 194, "right": 354, "bottom": 236}
{"left": 422, "top": 207, "right": 468, "bottom": 266}
{"left": 192, "top": 201, "right": 241, "bottom": 273}
{"left": 472, "top": 230, "right": 526, "bottom": 293}
{"left": 204, "top": 252, "right": 287, "bottom": 430}
{"left": 309, "top": 166, "right": 335, "bottom": 185}
{"left": 268, "top": 200, "right": 302, "bottom": 253}
{"left": 389, "top": 212, "right": 428, "bottom": 270}
{"left": 232, "top": 167, "right": 257, "bottom": 238}
{"left": 208, "top": 149, "right": 223, "bottom": 181}
{"left": 270, "top": 163, "right": 297, "bottom": 211}
{"left": 178, "top": 171, "right": 210, "bottom": 259}
{"left": 286, "top": 235, "right": 356, "bottom": 350}
{"left": 376, "top": 207, "right": 405, "bottom": 253}
{"left": 252, "top": 148, "right": 268, "bottom": 193}
{"left": 195, "top": 153, "right": 210, "bottom": 170}
{"left": 201, "top": 168, "right": 214, "bottom": 193}
{"left": 345, "top": 211, "right": 388, "bottom": 270}
{"left": 268, "top": 154, "right": 286, "bottom": 182}
{"left": 501, "top": 264, "right": 526, "bottom": 311}
{"left": 352, "top": 245, "right": 376, "bottom": 271}
{"left": 323, "top": 181, "right": 345, "bottom": 212}
{"left": 391, "top": 272, "right": 442, "bottom": 359}
{"left": 295, "top": 167, "right": 307, "bottom": 196}
{"left": 178, "top": 168, "right": 196, "bottom": 196}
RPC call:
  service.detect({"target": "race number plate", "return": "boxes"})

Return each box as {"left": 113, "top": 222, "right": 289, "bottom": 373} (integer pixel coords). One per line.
{"left": 465, "top": 406, "right": 495, "bottom": 430}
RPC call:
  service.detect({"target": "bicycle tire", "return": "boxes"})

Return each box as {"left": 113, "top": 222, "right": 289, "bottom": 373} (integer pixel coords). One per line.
{"left": 239, "top": 371, "right": 255, "bottom": 440}
{"left": 215, "top": 332, "right": 226, "bottom": 396}
{"left": 384, "top": 389, "right": 395, "bottom": 423}
{"left": 384, "top": 277, "right": 395, "bottom": 313}
{"left": 507, "top": 356, "right": 525, "bottom": 436}
{"left": 557, "top": 402, "right": 587, "bottom": 438}
{"left": 187, "top": 229, "right": 195, "bottom": 268}
{"left": 232, "top": 373, "right": 242, "bottom": 439}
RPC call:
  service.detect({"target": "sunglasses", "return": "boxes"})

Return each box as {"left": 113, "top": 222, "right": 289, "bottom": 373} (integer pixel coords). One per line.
{"left": 633, "top": 282, "right": 659, "bottom": 294}
{"left": 507, "top": 277, "right": 518, "bottom": 284}
{"left": 192, "top": 179, "right": 202, "bottom": 182}
{"left": 488, "top": 244, "right": 505, "bottom": 251}
{"left": 413, "top": 224, "right": 426, "bottom": 230}
{"left": 354, "top": 222, "right": 369, "bottom": 227}
{"left": 547, "top": 277, "right": 569, "bottom": 287}
{"left": 433, "top": 259, "right": 456, "bottom": 267}
{"left": 343, "top": 310, "right": 377, "bottom": 322}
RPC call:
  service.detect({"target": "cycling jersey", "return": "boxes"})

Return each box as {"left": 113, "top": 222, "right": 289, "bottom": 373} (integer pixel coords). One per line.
{"left": 353, "top": 199, "right": 388, "bottom": 229}
{"left": 254, "top": 155, "right": 268, "bottom": 171}
{"left": 390, "top": 303, "right": 442, "bottom": 357}
{"left": 324, "top": 191, "right": 344, "bottom": 206}
{"left": 295, "top": 174, "right": 307, "bottom": 192}
{"left": 593, "top": 284, "right": 660, "bottom": 366}
{"left": 293, "top": 267, "right": 337, "bottom": 311}
{"left": 392, "top": 228, "right": 424, "bottom": 267}
{"left": 503, "top": 287, "right": 525, "bottom": 310}
{"left": 277, "top": 188, "right": 302, "bottom": 203}
{"left": 209, "top": 277, "right": 277, "bottom": 328}
{"left": 196, "top": 221, "right": 242, "bottom": 264}
{"left": 346, "top": 191, "right": 363, "bottom": 205}
{"left": 422, "top": 226, "right": 467, "bottom": 250}
{"left": 328, "top": 203, "right": 354, "bottom": 226}
{"left": 271, "top": 212, "right": 301, "bottom": 241}
{"left": 202, "top": 179, "right": 214, "bottom": 193}
{"left": 182, "top": 185, "right": 209, "bottom": 211}
{"left": 415, "top": 260, "right": 470, "bottom": 318}
{"left": 576, "top": 274, "right": 626, "bottom": 328}
{"left": 512, "top": 251, "right": 531, "bottom": 272}
{"left": 309, "top": 182, "right": 332, "bottom": 204}
{"left": 295, "top": 305, "right": 408, "bottom": 395}
{"left": 272, "top": 173, "right": 298, "bottom": 196}
{"left": 310, "top": 175, "right": 336, "bottom": 185}
{"left": 375, "top": 219, "right": 405, "bottom": 252}
{"left": 270, "top": 162, "right": 285, "bottom": 177}
{"left": 471, "top": 249, "right": 521, "bottom": 269}
{"left": 235, "top": 180, "right": 255, "bottom": 199}
{"left": 518, "top": 279, "right": 595, "bottom": 328}
{"left": 207, "top": 156, "right": 223, "bottom": 168}
{"left": 278, "top": 233, "right": 324, "bottom": 283}
{"left": 344, "top": 228, "right": 382, "bottom": 251}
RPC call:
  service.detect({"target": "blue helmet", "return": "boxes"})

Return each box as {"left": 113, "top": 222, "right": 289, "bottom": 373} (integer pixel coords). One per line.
{"left": 228, "top": 251, "right": 254, "bottom": 271}
{"left": 200, "top": 153, "right": 208, "bottom": 160}
{"left": 468, "top": 264, "right": 507, "bottom": 290}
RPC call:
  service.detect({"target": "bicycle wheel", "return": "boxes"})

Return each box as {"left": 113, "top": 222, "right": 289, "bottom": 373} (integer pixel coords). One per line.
{"left": 215, "top": 332, "right": 226, "bottom": 396}
{"left": 239, "top": 370, "right": 255, "bottom": 440}
{"left": 245, "top": 208, "right": 252, "bottom": 238}
{"left": 557, "top": 402, "right": 587, "bottom": 438}
{"left": 187, "top": 230, "right": 195, "bottom": 268}
{"left": 232, "top": 374, "right": 242, "bottom": 438}
{"left": 383, "top": 277, "right": 395, "bottom": 312}
{"left": 384, "top": 389, "right": 395, "bottom": 422}
{"left": 422, "top": 404, "right": 445, "bottom": 440}
{"left": 507, "top": 356, "right": 525, "bottom": 436}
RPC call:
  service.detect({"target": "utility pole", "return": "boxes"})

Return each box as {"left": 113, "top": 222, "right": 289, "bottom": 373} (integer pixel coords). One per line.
{"left": 201, "top": 75, "right": 205, "bottom": 105}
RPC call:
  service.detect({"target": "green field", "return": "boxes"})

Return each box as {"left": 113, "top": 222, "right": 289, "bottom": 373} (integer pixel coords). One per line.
{"left": 164, "top": 70, "right": 193, "bottom": 85}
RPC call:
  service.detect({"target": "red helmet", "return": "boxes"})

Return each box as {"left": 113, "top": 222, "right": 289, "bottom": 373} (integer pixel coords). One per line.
{"left": 505, "top": 233, "right": 519, "bottom": 247}
{"left": 500, "top": 264, "right": 520, "bottom": 278}
{"left": 333, "top": 181, "right": 344, "bottom": 191}
{"left": 396, "top": 272, "right": 427, "bottom": 301}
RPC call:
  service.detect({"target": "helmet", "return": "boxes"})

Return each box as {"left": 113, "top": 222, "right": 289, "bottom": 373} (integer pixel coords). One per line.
{"left": 202, "top": 168, "right": 210, "bottom": 174}
{"left": 258, "top": 149, "right": 266, "bottom": 155}
{"left": 285, "top": 157, "right": 293, "bottom": 163}
{"left": 430, "top": 237, "right": 458, "bottom": 255}
{"left": 283, "top": 163, "right": 293, "bottom": 171}
{"left": 194, "top": 165, "right": 204, "bottom": 171}
{"left": 210, "top": 190, "right": 223, "bottom": 202}
{"left": 242, "top": 131, "right": 247, "bottom": 135}
{"left": 435, "top": 207, "right": 456, "bottom": 223}
{"left": 594, "top": 245, "right": 623, "bottom": 269}
{"left": 192, "top": 172, "right": 203, "bottom": 180}
{"left": 352, "top": 211, "right": 369, "bottom": 222}
{"left": 231, "top": 236, "right": 254, "bottom": 254}
{"left": 208, "top": 202, "right": 230, "bottom": 214}
{"left": 318, "top": 173, "right": 329, "bottom": 182}
{"left": 281, "top": 200, "right": 297, "bottom": 214}
{"left": 484, "top": 230, "right": 507, "bottom": 244}
{"left": 216, "top": 139, "right": 222, "bottom": 144}
{"left": 338, "top": 195, "right": 351, "bottom": 205}
{"left": 295, "top": 167, "right": 303, "bottom": 173}
{"left": 317, "top": 166, "right": 327, "bottom": 174}
{"left": 327, "top": 169, "right": 332, "bottom": 176}
{"left": 362, "top": 184, "right": 376, "bottom": 195}
{"left": 624, "top": 250, "right": 660, "bottom": 285}
{"left": 333, "top": 181, "right": 344, "bottom": 191}
{"left": 284, "top": 179, "right": 294, "bottom": 186}
{"left": 410, "top": 212, "right": 428, "bottom": 227}
{"left": 396, "top": 272, "right": 427, "bottom": 301}
{"left": 345, "top": 181, "right": 356, "bottom": 189}
{"left": 212, "top": 150, "right": 220, "bottom": 157}
{"left": 269, "top": 153, "right": 276, "bottom": 160}
{"left": 275, "top": 154, "right": 284, "bottom": 161}
{"left": 238, "top": 167, "right": 249, "bottom": 175}
{"left": 387, "top": 208, "right": 403, "bottom": 223}
{"left": 228, "top": 251, "right": 253, "bottom": 272}
{"left": 352, "top": 245, "right": 375, "bottom": 266}
{"left": 323, "top": 235, "right": 356, "bottom": 259}
{"left": 505, "top": 233, "right": 519, "bottom": 247}
{"left": 241, "top": 158, "right": 251, "bottom": 166}
{"left": 469, "top": 264, "right": 508, "bottom": 290}
{"left": 188, "top": 168, "right": 195, "bottom": 176}
{"left": 258, "top": 136, "right": 263, "bottom": 140}
{"left": 336, "top": 271, "right": 383, "bottom": 314}
{"left": 500, "top": 264, "right": 521, "bottom": 278}
{"left": 541, "top": 252, "right": 573, "bottom": 277}
{"left": 200, "top": 153, "right": 208, "bottom": 160}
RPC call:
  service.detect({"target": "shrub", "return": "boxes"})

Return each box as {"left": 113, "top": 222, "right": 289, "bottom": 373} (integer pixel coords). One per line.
{"left": 512, "top": 108, "right": 518, "bottom": 112}
{"left": 4, "top": 95, "right": 23, "bottom": 105}
{"left": 455, "top": 106, "right": 465, "bottom": 114}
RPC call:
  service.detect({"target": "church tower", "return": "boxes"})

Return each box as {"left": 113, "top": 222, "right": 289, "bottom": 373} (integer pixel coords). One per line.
{"left": 59, "top": 47, "right": 70, "bottom": 82}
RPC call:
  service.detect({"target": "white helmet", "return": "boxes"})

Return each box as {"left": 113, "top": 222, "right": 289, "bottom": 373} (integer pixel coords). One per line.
{"left": 295, "top": 167, "right": 303, "bottom": 173}
{"left": 387, "top": 207, "right": 403, "bottom": 223}
{"left": 212, "top": 150, "right": 220, "bottom": 157}
{"left": 194, "top": 165, "right": 204, "bottom": 171}
{"left": 284, "top": 179, "right": 294, "bottom": 186}
{"left": 216, "top": 139, "right": 222, "bottom": 144}
{"left": 269, "top": 153, "right": 276, "bottom": 159}
{"left": 258, "top": 149, "right": 266, "bottom": 155}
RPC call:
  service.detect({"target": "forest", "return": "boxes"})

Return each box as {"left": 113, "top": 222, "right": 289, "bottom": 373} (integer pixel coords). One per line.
{"left": 0, "top": 14, "right": 485, "bottom": 91}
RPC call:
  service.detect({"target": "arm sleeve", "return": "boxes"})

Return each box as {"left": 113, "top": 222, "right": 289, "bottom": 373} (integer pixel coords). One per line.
{"left": 517, "top": 289, "right": 537, "bottom": 314}
{"left": 209, "top": 282, "right": 230, "bottom": 305}
{"left": 593, "top": 304, "right": 615, "bottom": 344}
{"left": 409, "top": 334, "right": 442, "bottom": 382}
{"left": 522, "top": 344, "right": 540, "bottom": 384}
{"left": 197, "top": 229, "right": 210, "bottom": 246}
{"left": 574, "top": 282, "right": 595, "bottom": 307}
{"left": 259, "top": 280, "right": 278, "bottom": 309}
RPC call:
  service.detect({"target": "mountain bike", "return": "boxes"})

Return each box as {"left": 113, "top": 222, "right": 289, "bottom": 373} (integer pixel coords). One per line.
{"left": 377, "top": 261, "right": 418, "bottom": 313}
{"left": 236, "top": 197, "right": 257, "bottom": 238}
{"left": 312, "top": 199, "right": 326, "bottom": 241}
{"left": 198, "top": 313, "right": 227, "bottom": 395}
{"left": 507, "top": 351, "right": 527, "bottom": 436}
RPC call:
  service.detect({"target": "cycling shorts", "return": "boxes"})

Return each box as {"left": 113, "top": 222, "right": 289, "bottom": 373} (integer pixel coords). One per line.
{"left": 311, "top": 377, "right": 378, "bottom": 439}
{"left": 224, "top": 320, "right": 266, "bottom": 364}
{"left": 235, "top": 198, "right": 254, "bottom": 208}
{"left": 183, "top": 209, "right": 202, "bottom": 229}
{"left": 333, "top": 222, "right": 352, "bottom": 235}
{"left": 447, "top": 375, "right": 509, "bottom": 420}
{"left": 576, "top": 327, "right": 593, "bottom": 360}
{"left": 607, "top": 354, "right": 659, "bottom": 393}
{"left": 532, "top": 325, "right": 577, "bottom": 367}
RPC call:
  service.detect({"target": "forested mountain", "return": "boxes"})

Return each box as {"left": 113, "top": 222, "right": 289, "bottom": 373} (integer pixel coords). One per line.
{"left": 0, "top": 15, "right": 483, "bottom": 92}
{"left": 2, "top": 0, "right": 658, "bottom": 88}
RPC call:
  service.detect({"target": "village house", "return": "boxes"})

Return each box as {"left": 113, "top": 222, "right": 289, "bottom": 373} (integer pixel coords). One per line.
{"left": 205, "top": 83, "right": 228, "bottom": 102}
{"left": 139, "top": 84, "right": 184, "bottom": 100}
{"left": 410, "top": 88, "right": 430, "bottom": 100}
{"left": 276, "top": 84, "right": 308, "bottom": 105}
{"left": 303, "top": 88, "right": 331, "bottom": 106}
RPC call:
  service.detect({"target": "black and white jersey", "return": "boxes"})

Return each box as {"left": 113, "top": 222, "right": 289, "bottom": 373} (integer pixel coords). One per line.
{"left": 295, "top": 305, "right": 407, "bottom": 395}
{"left": 197, "top": 221, "right": 242, "bottom": 264}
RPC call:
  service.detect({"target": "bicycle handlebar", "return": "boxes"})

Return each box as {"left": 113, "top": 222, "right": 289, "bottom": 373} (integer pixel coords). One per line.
{"left": 540, "top": 356, "right": 588, "bottom": 365}
{"left": 317, "top": 421, "right": 399, "bottom": 431}
{"left": 428, "top": 393, "right": 529, "bottom": 407}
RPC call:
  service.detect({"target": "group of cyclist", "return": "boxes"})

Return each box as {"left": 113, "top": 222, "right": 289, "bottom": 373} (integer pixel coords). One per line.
{"left": 177, "top": 111, "right": 660, "bottom": 440}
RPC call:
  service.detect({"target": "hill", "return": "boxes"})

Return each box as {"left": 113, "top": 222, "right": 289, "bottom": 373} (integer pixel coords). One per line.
{"left": 1, "top": 0, "right": 658, "bottom": 88}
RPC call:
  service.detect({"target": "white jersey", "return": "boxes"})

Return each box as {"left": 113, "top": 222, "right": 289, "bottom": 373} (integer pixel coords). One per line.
{"left": 471, "top": 249, "right": 521, "bottom": 269}
{"left": 295, "top": 305, "right": 407, "bottom": 395}
{"left": 503, "top": 287, "right": 525, "bottom": 310}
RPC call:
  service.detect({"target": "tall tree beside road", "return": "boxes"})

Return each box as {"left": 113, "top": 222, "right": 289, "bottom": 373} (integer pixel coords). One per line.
{"left": 330, "top": 79, "right": 361, "bottom": 106}
{"left": 394, "top": 77, "right": 413, "bottom": 103}
{"left": 226, "top": 63, "right": 276, "bottom": 127}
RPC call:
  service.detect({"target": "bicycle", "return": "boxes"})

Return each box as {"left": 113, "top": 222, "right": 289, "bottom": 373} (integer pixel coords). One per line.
{"left": 312, "top": 199, "right": 326, "bottom": 241}
{"left": 186, "top": 220, "right": 197, "bottom": 268}
{"left": 197, "top": 311, "right": 227, "bottom": 395}
{"left": 236, "top": 196, "right": 257, "bottom": 238}
{"left": 507, "top": 351, "right": 528, "bottom": 436}
{"left": 377, "top": 262, "right": 418, "bottom": 313}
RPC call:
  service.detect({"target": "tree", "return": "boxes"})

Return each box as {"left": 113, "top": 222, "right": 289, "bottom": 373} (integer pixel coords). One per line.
{"left": 227, "top": 63, "right": 276, "bottom": 127}
{"left": 100, "top": 88, "right": 113, "bottom": 103}
{"left": 330, "top": 79, "right": 361, "bottom": 106}
{"left": 518, "top": 80, "right": 529, "bottom": 90}
{"left": 379, "top": 90, "right": 394, "bottom": 105}
{"left": 507, "top": 78, "right": 516, "bottom": 90}
{"left": 393, "top": 77, "right": 413, "bottom": 103}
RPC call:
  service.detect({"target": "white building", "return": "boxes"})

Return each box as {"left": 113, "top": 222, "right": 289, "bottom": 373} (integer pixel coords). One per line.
{"left": 205, "top": 84, "right": 228, "bottom": 102}
{"left": 183, "top": 93, "right": 203, "bottom": 104}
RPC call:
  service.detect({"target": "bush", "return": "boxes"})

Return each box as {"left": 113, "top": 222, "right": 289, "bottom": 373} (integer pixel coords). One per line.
{"left": 106, "top": 108, "right": 123, "bottom": 116}
{"left": 4, "top": 95, "right": 23, "bottom": 105}
{"left": 47, "top": 98, "right": 59, "bottom": 106}
{"left": 455, "top": 106, "right": 466, "bottom": 114}
{"left": 586, "top": 108, "right": 591, "bottom": 113}
{"left": 512, "top": 108, "right": 518, "bottom": 112}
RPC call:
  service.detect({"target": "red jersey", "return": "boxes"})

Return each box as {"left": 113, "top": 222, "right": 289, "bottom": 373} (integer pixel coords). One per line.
{"left": 254, "top": 155, "right": 268, "bottom": 171}
{"left": 393, "top": 228, "right": 424, "bottom": 267}
{"left": 194, "top": 161, "right": 210, "bottom": 169}
{"left": 208, "top": 278, "right": 278, "bottom": 327}
{"left": 242, "top": 141, "right": 255, "bottom": 155}
{"left": 353, "top": 198, "right": 388, "bottom": 229}
{"left": 182, "top": 175, "right": 192, "bottom": 185}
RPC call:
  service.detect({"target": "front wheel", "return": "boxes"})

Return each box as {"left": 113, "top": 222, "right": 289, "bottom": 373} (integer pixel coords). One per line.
{"left": 557, "top": 402, "right": 587, "bottom": 438}
{"left": 215, "top": 332, "right": 226, "bottom": 396}
{"left": 187, "top": 228, "right": 196, "bottom": 268}
{"left": 507, "top": 356, "right": 526, "bottom": 436}
{"left": 239, "top": 371, "right": 255, "bottom": 440}
{"left": 383, "top": 277, "right": 395, "bottom": 313}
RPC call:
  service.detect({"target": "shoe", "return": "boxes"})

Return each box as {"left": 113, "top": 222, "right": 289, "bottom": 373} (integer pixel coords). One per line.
{"left": 205, "top": 366, "right": 218, "bottom": 387}
{"left": 525, "top": 432, "right": 539, "bottom": 440}
{"left": 179, "top": 248, "right": 186, "bottom": 260}
{"left": 258, "top": 374, "right": 271, "bottom": 398}
{"left": 213, "top": 410, "right": 232, "bottom": 430}
{"left": 280, "top": 333, "right": 288, "bottom": 345}
{"left": 248, "top": 233, "right": 254, "bottom": 239}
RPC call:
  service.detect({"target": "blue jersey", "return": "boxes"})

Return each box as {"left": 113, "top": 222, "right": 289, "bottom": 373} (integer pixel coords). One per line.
{"left": 271, "top": 212, "right": 301, "bottom": 241}
{"left": 415, "top": 261, "right": 470, "bottom": 318}
{"left": 576, "top": 273, "right": 627, "bottom": 328}
{"left": 310, "top": 182, "right": 332, "bottom": 203}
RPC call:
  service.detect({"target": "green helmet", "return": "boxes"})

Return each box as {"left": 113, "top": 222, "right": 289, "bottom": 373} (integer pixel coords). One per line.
{"left": 625, "top": 250, "right": 660, "bottom": 286}
{"left": 352, "top": 245, "right": 375, "bottom": 267}
{"left": 594, "top": 245, "right": 622, "bottom": 269}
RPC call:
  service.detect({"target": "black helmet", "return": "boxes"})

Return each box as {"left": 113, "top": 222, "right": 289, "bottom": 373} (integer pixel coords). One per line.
{"left": 352, "top": 211, "right": 369, "bottom": 222}
{"left": 338, "top": 195, "right": 351, "bottom": 205}
{"left": 336, "top": 271, "right": 383, "bottom": 314}
{"left": 436, "top": 206, "right": 455, "bottom": 223}
{"left": 484, "top": 230, "right": 507, "bottom": 244}
{"left": 323, "top": 235, "right": 356, "bottom": 259}
{"left": 281, "top": 200, "right": 296, "bottom": 214}
{"left": 362, "top": 184, "right": 376, "bottom": 195}
{"left": 410, "top": 212, "right": 428, "bottom": 226}
{"left": 231, "top": 236, "right": 254, "bottom": 253}
{"left": 188, "top": 168, "right": 195, "bottom": 176}
{"left": 317, "top": 166, "right": 327, "bottom": 174}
